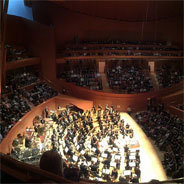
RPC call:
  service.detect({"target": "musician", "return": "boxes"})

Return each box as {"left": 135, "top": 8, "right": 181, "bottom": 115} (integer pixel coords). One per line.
{"left": 95, "top": 148, "right": 100, "bottom": 156}
{"left": 109, "top": 105, "right": 114, "bottom": 114}
{"left": 98, "top": 105, "right": 102, "bottom": 111}
{"left": 125, "top": 161, "right": 131, "bottom": 170}
{"left": 68, "top": 115, "right": 73, "bottom": 123}
{"left": 45, "top": 107, "right": 49, "bottom": 118}
{"left": 84, "top": 153, "right": 91, "bottom": 161}
{"left": 25, "top": 137, "right": 32, "bottom": 148}
{"left": 105, "top": 104, "right": 109, "bottom": 112}
{"left": 130, "top": 176, "right": 139, "bottom": 183}
{"left": 51, "top": 112, "right": 57, "bottom": 122}
{"left": 129, "top": 129, "right": 134, "bottom": 138}
{"left": 125, "top": 124, "right": 130, "bottom": 134}
{"left": 66, "top": 105, "right": 70, "bottom": 116}
{"left": 135, "top": 166, "right": 141, "bottom": 179}
{"left": 111, "top": 168, "right": 118, "bottom": 179}
{"left": 77, "top": 111, "right": 81, "bottom": 118}
{"left": 91, "top": 163, "right": 98, "bottom": 172}
{"left": 92, "top": 105, "right": 96, "bottom": 114}
{"left": 109, "top": 137, "right": 113, "bottom": 145}
{"left": 97, "top": 109, "right": 101, "bottom": 118}
{"left": 124, "top": 145, "right": 129, "bottom": 152}
{"left": 72, "top": 113, "right": 77, "bottom": 121}
{"left": 80, "top": 163, "right": 89, "bottom": 178}
{"left": 40, "top": 119, "right": 45, "bottom": 124}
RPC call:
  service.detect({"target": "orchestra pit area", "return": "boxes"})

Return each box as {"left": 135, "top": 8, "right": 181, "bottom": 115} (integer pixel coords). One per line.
{"left": 10, "top": 105, "right": 142, "bottom": 183}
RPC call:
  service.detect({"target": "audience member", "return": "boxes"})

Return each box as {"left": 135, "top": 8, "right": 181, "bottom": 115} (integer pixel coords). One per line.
{"left": 40, "top": 150, "right": 63, "bottom": 176}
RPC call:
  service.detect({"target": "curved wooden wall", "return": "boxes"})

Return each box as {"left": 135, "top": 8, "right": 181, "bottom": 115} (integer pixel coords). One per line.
{"left": 0, "top": 95, "right": 93, "bottom": 154}
{"left": 51, "top": 79, "right": 184, "bottom": 112}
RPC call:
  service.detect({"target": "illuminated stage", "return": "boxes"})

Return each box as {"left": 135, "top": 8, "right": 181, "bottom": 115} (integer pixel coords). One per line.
{"left": 1, "top": 96, "right": 167, "bottom": 182}
{"left": 121, "top": 113, "right": 167, "bottom": 182}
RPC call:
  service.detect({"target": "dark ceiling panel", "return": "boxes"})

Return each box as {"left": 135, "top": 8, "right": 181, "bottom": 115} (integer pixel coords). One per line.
{"left": 46, "top": 1, "right": 183, "bottom": 22}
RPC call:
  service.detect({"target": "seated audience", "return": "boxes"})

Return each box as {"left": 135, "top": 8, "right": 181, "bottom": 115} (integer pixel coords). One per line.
{"left": 2, "top": 70, "right": 39, "bottom": 94}
{"left": 156, "top": 64, "right": 183, "bottom": 88}
{"left": 135, "top": 106, "right": 184, "bottom": 178}
{"left": 61, "top": 40, "right": 182, "bottom": 58}
{"left": 178, "top": 104, "right": 184, "bottom": 110}
{"left": 6, "top": 44, "right": 31, "bottom": 63}
{"left": 0, "top": 90, "right": 31, "bottom": 138}
{"left": 107, "top": 63, "right": 152, "bottom": 93}
{"left": 23, "top": 82, "right": 58, "bottom": 106}
{"left": 59, "top": 61, "right": 103, "bottom": 91}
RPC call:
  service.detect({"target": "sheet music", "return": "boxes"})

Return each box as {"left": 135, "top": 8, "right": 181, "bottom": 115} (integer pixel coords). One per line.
{"left": 92, "top": 147, "right": 96, "bottom": 152}
{"left": 129, "top": 162, "right": 136, "bottom": 167}
{"left": 76, "top": 145, "right": 80, "bottom": 150}
{"left": 81, "top": 150, "right": 85, "bottom": 155}
{"left": 65, "top": 147, "right": 69, "bottom": 152}
{"left": 73, "top": 155, "right": 78, "bottom": 162}
{"left": 124, "top": 170, "right": 131, "bottom": 176}
{"left": 113, "top": 147, "right": 118, "bottom": 152}
{"left": 130, "top": 155, "right": 136, "bottom": 160}
{"left": 92, "top": 157, "right": 97, "bottom": 162}
{"left": 102, "top": 153, "right": 107, "bottom": 158}
{"left": 115, "top": 155, "right": 121, "bottom": 159}
{"left": 110, "top": 162, "right": 116, "bottom": 167}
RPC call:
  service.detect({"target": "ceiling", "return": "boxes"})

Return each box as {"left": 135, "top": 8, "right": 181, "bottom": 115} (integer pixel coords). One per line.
{"left": 47, "top": 1, "right": 183, "bottom": 22}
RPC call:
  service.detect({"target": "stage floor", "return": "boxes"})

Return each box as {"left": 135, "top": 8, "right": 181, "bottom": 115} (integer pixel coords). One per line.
{"left": 120, "top": 113, "right": 167, "bottom": 182}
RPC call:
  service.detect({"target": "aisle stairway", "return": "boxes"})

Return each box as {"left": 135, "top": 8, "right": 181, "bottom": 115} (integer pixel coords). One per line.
{"left": 150, "top": 72, "right": 160, "bottom": 91}
{"left": 100, "top": 73, "right": 113, "bottom": 93}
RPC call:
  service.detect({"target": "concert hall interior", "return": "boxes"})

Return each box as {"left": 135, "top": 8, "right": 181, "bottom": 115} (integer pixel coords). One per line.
{"left": 0, "top": 1, "right": 183, "bottom": 184}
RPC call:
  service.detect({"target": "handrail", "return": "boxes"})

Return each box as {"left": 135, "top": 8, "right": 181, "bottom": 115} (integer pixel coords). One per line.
{"left": 61, "top": 49, "right": 183, "bottom": 54}
{"left": 6, "top": 57, "right": 41, "bottom": 71}
{"left": 65, "top": 43, "right": 180, "bottom": 49}
{"left": 0, "top": 152, "right": 72, "bottom": 183}
{"left": 1, "top": 153, "right": 183, "bottom": 184}
{"left": 57, "top": 55, "right": 184, "bottom": 61}
{"left": 167, "top": 105, "right": 184, "bottom": 120}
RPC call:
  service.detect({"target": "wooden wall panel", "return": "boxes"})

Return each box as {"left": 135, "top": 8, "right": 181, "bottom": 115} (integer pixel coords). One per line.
{"left": 162, "top": 92, "right": 184, "bottom": 105}
{"left": 52, "top": 79, "right": 183, "bottom": 112}
{"left": 5, "top": 15, "right": 57, "bottom": 81}
{"left": 32, "top": 1, "right": 183, "bottom": 47}
{"left": 6, "top": 15, "right": 27, "bottom": 46}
